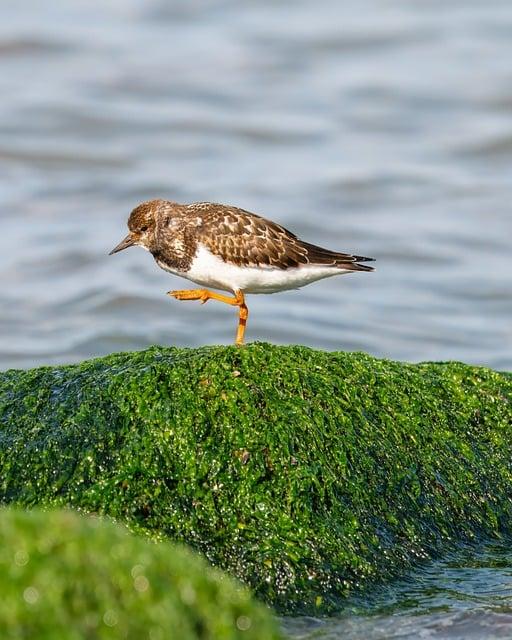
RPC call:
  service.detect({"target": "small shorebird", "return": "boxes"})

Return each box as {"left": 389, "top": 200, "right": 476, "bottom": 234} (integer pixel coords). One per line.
{"left": 109, "top": 200, "right": 375, "bottom": 345}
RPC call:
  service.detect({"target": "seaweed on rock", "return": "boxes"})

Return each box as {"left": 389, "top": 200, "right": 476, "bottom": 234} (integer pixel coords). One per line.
{"left": 0, "top": 507, "right": 280, "bottom": 639}
{"left": 0, "top": 344, "right": 511, "bottom": 613}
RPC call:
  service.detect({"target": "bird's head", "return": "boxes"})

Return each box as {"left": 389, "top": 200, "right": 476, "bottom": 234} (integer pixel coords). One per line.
{"left": 109, "top": 200, "right": 162, "bottom": 255}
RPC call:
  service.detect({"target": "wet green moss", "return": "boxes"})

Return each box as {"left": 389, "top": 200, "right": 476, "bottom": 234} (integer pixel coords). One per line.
{"left": 0, "top": 344, "right": 511, "bottom": 613}
{"left": 0, "top": 507, "right": 280, "bottom": 639}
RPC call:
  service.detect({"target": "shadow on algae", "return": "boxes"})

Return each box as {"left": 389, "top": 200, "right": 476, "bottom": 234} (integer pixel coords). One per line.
{"left": 0, "top": 343, "right": 511, "bottom": 615}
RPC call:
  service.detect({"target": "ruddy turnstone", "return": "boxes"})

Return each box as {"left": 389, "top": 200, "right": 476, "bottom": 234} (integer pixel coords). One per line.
{"left": 109, "top": 200, "right": 375, "bottom": 345}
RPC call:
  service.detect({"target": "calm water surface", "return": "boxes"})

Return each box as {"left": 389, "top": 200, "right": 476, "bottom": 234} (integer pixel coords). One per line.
{"left": 1, "top": 0, "right": 511, "bottom": 371}
{"left": 1, "top": 1, "right": 512, "bottom": 637}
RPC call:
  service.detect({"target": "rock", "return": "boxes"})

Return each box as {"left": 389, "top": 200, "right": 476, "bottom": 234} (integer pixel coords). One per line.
{"left": 0, "top": 507, "right": 280, "bottom": 638}
{"left": 0, "top": 344, "right": 511, "bottom": 613}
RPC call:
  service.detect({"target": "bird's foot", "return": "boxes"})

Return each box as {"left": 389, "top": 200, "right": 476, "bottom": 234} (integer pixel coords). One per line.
{"left": 167, "top": 289, "right": 211, "bottom": 304}
{"left": 167, "top": 288, "right": 248, "bottom": 345}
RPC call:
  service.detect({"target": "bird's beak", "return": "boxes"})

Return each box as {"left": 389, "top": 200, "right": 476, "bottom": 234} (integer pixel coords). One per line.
{"left": 109, "top": 233, "right": 135, "bottom": 255}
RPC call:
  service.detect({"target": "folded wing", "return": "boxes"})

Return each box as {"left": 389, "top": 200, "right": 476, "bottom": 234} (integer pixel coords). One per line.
{"left": 191, "top": 203, "right": 375, "bottom": 272}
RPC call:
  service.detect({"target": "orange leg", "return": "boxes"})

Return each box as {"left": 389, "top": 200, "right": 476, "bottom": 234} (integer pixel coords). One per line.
{"left": 168, "top": 289, "right": 249, "bottom": 346}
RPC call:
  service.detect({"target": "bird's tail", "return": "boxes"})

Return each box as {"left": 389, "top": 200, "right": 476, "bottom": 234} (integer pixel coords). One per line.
{"left": 348, "top": 255, "right": 375, "bottom": 272}
{"left": 301, "top": 242, "right": 376, "bottom": 272}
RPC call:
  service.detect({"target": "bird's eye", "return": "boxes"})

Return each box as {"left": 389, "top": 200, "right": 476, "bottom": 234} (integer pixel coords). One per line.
{"left": 140, "top": 225, "right": 148, "bottom": 232}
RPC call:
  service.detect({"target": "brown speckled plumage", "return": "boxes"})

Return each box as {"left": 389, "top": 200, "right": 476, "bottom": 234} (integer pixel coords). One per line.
{"left": 124, "top": 199, "right": 375, "bottom": 273}
{"left": 110, "top": 199, "right": 375, "bottom": 344}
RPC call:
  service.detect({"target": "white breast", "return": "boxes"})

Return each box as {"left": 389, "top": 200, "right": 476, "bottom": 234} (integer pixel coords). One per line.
{"left": 160, "top": 244, "right": 351, "bottom": 294}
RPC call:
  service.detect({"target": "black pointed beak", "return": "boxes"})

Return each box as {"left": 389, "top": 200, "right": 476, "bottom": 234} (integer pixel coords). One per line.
{"left": 109, "top": 233, "right": 135, "bottom": 255}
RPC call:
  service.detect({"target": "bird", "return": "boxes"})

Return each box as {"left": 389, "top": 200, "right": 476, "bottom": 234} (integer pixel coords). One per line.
{"left": 109, "top": 199, "right": 375, "bottom": 345}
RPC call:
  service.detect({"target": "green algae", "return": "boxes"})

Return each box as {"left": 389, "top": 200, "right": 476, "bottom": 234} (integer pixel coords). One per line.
{"left": 0, "top": 344, "right": 511, "bottom": 614}
{"left": 0, "top": 507, "right": 280, "bottom": 640}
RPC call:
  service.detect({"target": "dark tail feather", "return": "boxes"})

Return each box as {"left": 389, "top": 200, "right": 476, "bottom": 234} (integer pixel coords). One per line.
{"left": 345, "top": 261, "right": 375, "bottom": 272}
{"left": 301, "top": 242, "right": 376, "bottom": 272}
{"left": 348, "top": 255, "right": 375, "bottom": 272}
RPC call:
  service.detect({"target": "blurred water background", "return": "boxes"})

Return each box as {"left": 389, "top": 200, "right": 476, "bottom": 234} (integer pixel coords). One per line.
{"left": 1, "top": 1, "right": 512, "bottom": 637}
{"left": 1, "top": 0, "right": 511, "bottom": 372}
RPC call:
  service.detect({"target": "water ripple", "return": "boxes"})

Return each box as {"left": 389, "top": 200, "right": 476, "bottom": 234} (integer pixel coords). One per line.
{"left": 0, "top": 0, "right": 511, "bottom": 374}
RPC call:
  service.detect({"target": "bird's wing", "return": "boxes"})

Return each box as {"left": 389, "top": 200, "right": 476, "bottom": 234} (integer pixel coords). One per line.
{"left": 189, "top": 203, "right": 374, "bottom": 271}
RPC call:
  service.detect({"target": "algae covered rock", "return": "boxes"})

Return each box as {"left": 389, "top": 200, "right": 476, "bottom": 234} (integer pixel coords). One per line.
{"left": 0, "top": 507, "right": 280, "bottom": 640}
{"left": 0, "top": 344, "right": 511, "bottom": 613}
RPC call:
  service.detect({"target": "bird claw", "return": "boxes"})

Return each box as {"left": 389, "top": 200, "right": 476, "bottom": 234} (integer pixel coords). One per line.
{"left": 167, "top": 290, "right": 210, "bottom": 304}
{"left": 167, "top": 290, "right": 189, "bottom": 301}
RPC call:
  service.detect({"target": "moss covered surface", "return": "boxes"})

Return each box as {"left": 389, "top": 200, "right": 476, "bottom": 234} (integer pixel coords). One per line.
{"left": 0, "top": 344, "right": 511, "bottom": 614}
{"left": 0, "top": 507, "right": 279, "bottom": 639}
